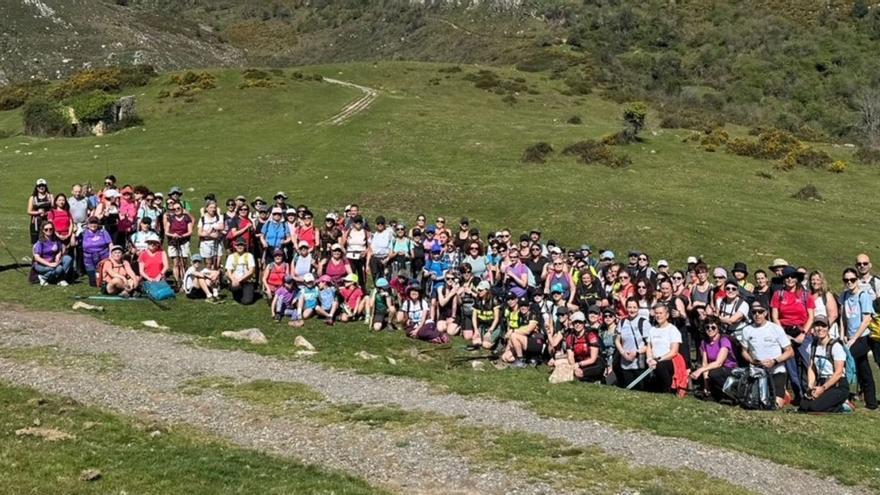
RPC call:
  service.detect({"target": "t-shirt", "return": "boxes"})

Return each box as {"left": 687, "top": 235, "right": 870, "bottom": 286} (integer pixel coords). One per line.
{"left": 566, "top": 331, "right": 600, "bottom": 363}
{"left": 274, "top": 286, "right": 296, "bottom": 307}
{"left": 225, "top": 252, "right": 255, "bottom": 280}
{"left": 82, "top": 229, "right": 112, "bottom": 253}
{"left": 402, "top": 299, "right": 430, "bottom": 326}
{"left": 840, "top": 290, "right": 874, "bottom": 339}
{"left": 319, "top": 287, "right": 336, "bottom": 311}
{"left": 33, "top": 239, "right": 62, "bottom": 262}
{"left": 506, "top": 262, "right": 530, "bottom": 298}
{"left": 261, "top": 221, "right": 288, "bottom": 249}
{"left": 770, "top": 289, "right": 814, "bottom": 328}
{"left": 647, "top": 323, "right": 682, "bottom": 358}
{"left": 700, "top": 336, "right": 737, "bottom": 369}
{"left": 619, "top": 316, "right": 648, "bottom": 370}
{"left": 812, "top": 341, "right": 846, "bottom": 379}
{"left": 47, "top": 209, "right": 72, "bottom": 237}
{"left": 340, "top": 285, "right": 364, "bottom": 309}
{"left": 69, "top": 197, "right": 89, "bottom": 229}
{"left": 299, "top": 286, "right": 319, "bottom": 310}
{"left": 369, "top": 229, "right": 393, "bottom": 257}
{"left": 717, "top": 297, "right": 750, "bottom": 335}
{"left": 741, "top": 322, "right": 789, "bottom": 374}
{"left": 183, "top": 266, "right": 209, "bottom": 294}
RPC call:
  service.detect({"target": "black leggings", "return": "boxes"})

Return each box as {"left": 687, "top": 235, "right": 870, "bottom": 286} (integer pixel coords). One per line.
{"left": 232, "top": 282, "right": 255, "bottom": 305}
{"left": 799, "top": 379, "right": 849, "bottom": 413}
{"left": 704, "top": 367, "right": 732, "bottom": 401}
{"left": 851, "top": 337, "right": 877, "bottom": 409}
{"left": 620, "top": 368, "right": 647, "bottom": 390}
{"left": 349, "top": 258, "right": 367, "bottom": 289}
{"left": 578, "top": 360, "right": 606, "bottom": 383}
{"left": 649, "top": 360, "right": 675, "bottom": 393}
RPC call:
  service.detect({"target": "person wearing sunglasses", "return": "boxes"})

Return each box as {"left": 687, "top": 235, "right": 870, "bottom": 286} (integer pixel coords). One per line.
{"left": 435, "top": 270, "right": 461, "bottom": 337}
{"left": 27, "top": 179, "right": 54, "bottom": 245}
{"left": 503, "top": 248, "right": 530, "bottom": 300}
{"left": 716, "top": 278, "right": 751, "bottom": 363}
{"left": 367, "top": 216, "right": 393, "bottom": 283}
{"left": 461, "top": 242, "right": 489, "bottom": 282}
{"left": 634, "top": 252, "right": 657, "bottom": 286}
{"left": 163, "top": 199, "right": 194, "bottom": 286}
{"left": 770, "top": 265, "right": 815, "bottom": 404}
{"left": 839, "top": 267, "right": 877, "bottom": 410}
{"left": 544, "top": 255, "right": 574, "bottom": 306}
{"left": 32, "top": 221, "right": 73, "bottom": 286}
{"left": 566, "top": 310, "right": 604, "bottom": 382}
{"left": 633, "top": 278, "right": 655, "bottom": 321}
{"left": 854, "top": 254, "right": 880, "bottom": 369}
{"left": 691, "top": 316, "right": 736, "bottom": 401}
{"left": 614, "top": 270, "right": 635, "bottom": 319}
{"left": 800, "top": 316, "right": 852, "bottom": 413}
{"left": 742, "top": 299, "right": 793, "bottom": 409}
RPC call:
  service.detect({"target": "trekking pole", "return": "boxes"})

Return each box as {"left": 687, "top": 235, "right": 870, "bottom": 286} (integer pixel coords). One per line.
{"left": 626, "top": 366, "right": 654, "bottom": 390}
{"left": 0, "top": 234, "right": 27, "bottom": 275}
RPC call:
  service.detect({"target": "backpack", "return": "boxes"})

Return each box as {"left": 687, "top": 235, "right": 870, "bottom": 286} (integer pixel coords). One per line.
{"left": 810, "top": 339, "right": 857, "bottom": 386}
{"left": 723, "top": 366, "right": 776, "bottom": 410}
{"left": 143, "top": 280, "right": 175, "bottom": 301}
{"left": 865, "top": 275, "right": 880, "bottom": 342}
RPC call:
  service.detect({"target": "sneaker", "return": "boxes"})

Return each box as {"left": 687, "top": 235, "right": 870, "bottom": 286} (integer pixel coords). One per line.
{"left": 38, "top": 276, "right": 48, "bottom": 287}
{"left": 511, "top": 358, "right": 527, "bottom": 369}
{"left": 841, "top": 400, "right": 856, "bottom": 413}
{"left": 57, "top": 280, "right": 68, "bottom": 287}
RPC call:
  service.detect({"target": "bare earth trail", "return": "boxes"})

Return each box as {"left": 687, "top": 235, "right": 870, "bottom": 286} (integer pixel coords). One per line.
{"left": 0, "top": 308, "right": 868, "bottom": 495}
{"left": 319, "top": 78, "right": 379, "bottom": 126}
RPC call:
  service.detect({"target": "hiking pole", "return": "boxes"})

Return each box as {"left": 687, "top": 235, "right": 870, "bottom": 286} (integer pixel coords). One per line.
{"left": 0, "top": 234, "right": 27, "bottom": 275}
{"left": 626, "top": 367, "right": 654, "bottom": 390}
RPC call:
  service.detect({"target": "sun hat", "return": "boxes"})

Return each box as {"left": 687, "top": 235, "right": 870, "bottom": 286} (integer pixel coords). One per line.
{"left": 460, "top": 217, "right": 469, "bottom": 225}
{"left": 145, "top": 233, "right": 161, "bottom": 244}
{"left": 169, "top": 186, "right": 182, "bottom": 195}
{"left": 769, "top": 258, "right": 789, "bottom": 269}
{"left": 713, "top": 267, "right": 728, "bottom": 278}
{"left": 425, "top": 225, "right": 436, "bottom": 233}
{"left": 580, "top": 244, "right": 592, "bottom": 252}
{"left": 285, "top": 208, "right": 297, "bottom": 215}
{"left": 555, "top": 305, "right": 569, "bottom": 315}
{"left": 550, "top": 283, "right": 564, "bottom": 294}
{"left": 274, "top": 191, "right": 287, "bottom": 199}
{"left": 778, "top": 265, "right": 804, "bottom": 281}
{"left": 600, "top": 250, "right": 614, "bottom": 260}
{"left": 587, "top": 304, "right": 602, "bottom": 314}
{"left": 476, "top": 280, "right": 491, "bottom": 291}
{"left": 330, "top": 243, "right": 343, "bottom": 252}
{"left": 657, "top": 259, "right": 669, "bottom": 268}
{"left": 317, "top": 275, "right": 332, "bottom": 284}
{"left": 375, "top": 277, "right": 389, "bottom": 288}
{"left": 284, "top": 275, "right": 295, "bottom": 284}
{"left": 191, "top": 254, "right": 204, "bottom": 262}
{"left": 687, "top": 256, "right": 698, "bottom": 264}
{"left": 104, "top": 189, "right": 120, "bottom": 198}
{"left": 303, "top": 273, "right": 315, "bottom": 283}
{"left": 325, "top": 212, "right": 338, "bottom": 221}
{"left": 235, "top": 238, "right": 246, "bottom": 246}
{"left": 431, "top": 244, "right": 442, "bottom": 254}
{"left": 549, "top": 246, "right": 562, "bottom": 255}
{"left": 628, "top": 250, "right": 641, "bottom": 257}
{"left": 298, "top": 241, "right": 309, "bottom": 248}
{"left": 110, "top": 244, "right": 123, "bottom": 253}
{"left": 235, "top": 194, "right": 246, "bottom": 201}
{"left": 271, "top": 207, "right": 283, "bottom": 215}
{"left": 812, "top": 315, "right": 829, "bottom": 327}
{"left": 732, "top": 262, "right": 749, "bottom": 275}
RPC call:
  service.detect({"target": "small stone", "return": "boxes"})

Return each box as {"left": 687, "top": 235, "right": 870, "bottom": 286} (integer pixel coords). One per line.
{"left": 548, "top": 361, "right": 575, "bottom": 384}
{"left": 141, "top": 320, "right": 169, "bottom": 330}
{"left": 295, "top": 350, "right": 317, "bottom": 357}
{"left": 79, "top": 469, "right": 102, "bottom": 482}
{"left": 33, "top": 418, "right": 41, "bottom": 426}
{"left": 15, "top": 427, "right": 75, "bottom": 442}
{"left": 149, "top": 430, "right": 161, "bottom": 438}
{"left": 471, "top": 361, "right": 485, "bottom": 370}
{"left": 26, "top": 398, "right": 47, "bottom": 407}
{"left": 294, "top": 336, "right": 315, "bottom": 351}
{"left": 385, "top": 356, "right": 397, "bottom": 365}
{"left": 355, "top": 351, "right": 379, "bottom": 360}
{"left": 221, "top": 328, "right": 267, "bottom": 345}
{"left": 72, "top": 301, "right": 103, "bottom": 312}
{"left": 82, "top": 422, "right": 97, "bottom": 430}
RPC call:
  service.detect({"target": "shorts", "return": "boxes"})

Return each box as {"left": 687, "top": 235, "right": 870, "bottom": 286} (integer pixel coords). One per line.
{"left": 199, "top": 240, "right": 224, "bottom": 259}
{"left": 168, "top": 241, "right": 191, "bottom": 258}
{"left": 525, "top": 336, "right": 544, "bottom": 356}
{"left": 771, "top": 372, "right": 787, "bottom": 399}
{"left": 478, "top": 324, "right": 502, "bottom": 343}
{"left": 460, "top": 312, "right": 474, "bottom": 331}
{"left": 186, "top": 288, "right": 207, "bottom": 300}
{"left": 373, "top": 311, "right": 388, "bottom": 324}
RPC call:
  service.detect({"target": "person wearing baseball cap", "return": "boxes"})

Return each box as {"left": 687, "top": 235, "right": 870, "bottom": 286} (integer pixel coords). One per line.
{"left": 338, "top": 273, "right": 366, "bottom": 323}
{"left": 183, "top": 253, "right": 221, "bottom": 302}
{"left": 470, "top": 280, "right": 502, "bottom": 350}
{"left": 262, "top": 248, "right": 290, "bottom": 300}
{"left": 290, "top": 272, "right": 320, "bottom": 328}
{"left": 225, "top": 238, "right": 256, "bottom": 305}
{"left": 566, "top": 311, "right": 604, "bottom": 382}
{"left": 138, "top": 232, "right": 168, "bottom": 283}
{"left": 741, "top": 298, "right": 793, "bottom": 409}
{"left": 28, "top": 178, "right": 53, "bottom": 245}
{"left": 99, "top": 244, "right": 139, "bottom": 297}
{"left": 799, "top": 315, "right": 852, "bottom": 413}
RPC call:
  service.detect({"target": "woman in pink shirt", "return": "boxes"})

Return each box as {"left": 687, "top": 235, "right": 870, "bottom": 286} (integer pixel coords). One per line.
{"left": 47, "top": 193, "right": 74, "bottom": 248}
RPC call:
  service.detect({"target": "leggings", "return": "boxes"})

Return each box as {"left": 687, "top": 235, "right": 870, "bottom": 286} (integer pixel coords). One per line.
{"left": 577, "top": 360, "right": 606, "bottom": 383}
{"left": 649, "top": 360, "right": 675, "bottom": 394}
{"left": 349, "top": 258, "right": 367, "bottom": 289}
{"left": 232, "top": 282, "right": 256, "bottom": 305}
{"left": 704, "top": 367, "right": 733, "bottom": 401}
{"left": 799, "top": 379, "right": 849, "bottom": 413}
{"left": 620, "top": 368, "right": 647, "bottom": 390}
{"left": 851, "top": 337, "right": 877, "bottom": 409}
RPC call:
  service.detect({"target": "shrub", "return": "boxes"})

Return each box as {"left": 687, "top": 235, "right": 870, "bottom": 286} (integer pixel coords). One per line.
{"left": 700, "top": 127, "right": 729, "bottom": 147}
{"left": 600, "top": 132, "right": 627, "bottom": 146}
{"left": 781, "top": 146, "right": 833, "bottom": 170}
{"left": 522, "top": 142, "right": 554, "bottom": 163}
{"left": 501, "top": 94, "right": 518, "bottom": 105}
{"left": 242, "top": 68, "right": 272, "bottom": 80}
{"left": 0, "top": 80, "right": 49, "bottom": 111}
{"left": 855, "top": 147, "right": 880, "bottom": 164}
{"left": 22, "top": 98, "right": 73, "bottom": 137}
{"left": 566, "top": 115, "right": 583, "bottom": 125}
{"left": 621, "top": 102, "right": 648, "bottom": 143}
{"left": 168, "top": 71, "right": 216, "bottom": 98}
{"left": 562, "top": 140, "right": 630, "bottom": 168}
{"left": 48, "top": 65, "right": 155, "bottom": 100}
{"left": 660, "top": 109, "right": 724, "bottom": 130}
{"left": 67, "top": 91, "right": 118, "bottom": 124}
{"left": 438, "top": 66, "right": 462, "bottom": 73}
{"left": 564, "top": 76, "right": 591, "bottom": 95}
{"left": 828, "top": 160, "right": 847, "bottom": 173}
{"left": 727, "top": 129, "right": 802, "bottom": 160}
{"left": 792, "top": 184, "right": 822, "bottom": 201}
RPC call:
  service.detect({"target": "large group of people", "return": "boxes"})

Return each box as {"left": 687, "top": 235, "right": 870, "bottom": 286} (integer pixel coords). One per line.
{"left": 25, "top": 177, "right": 880, "bottom": 413}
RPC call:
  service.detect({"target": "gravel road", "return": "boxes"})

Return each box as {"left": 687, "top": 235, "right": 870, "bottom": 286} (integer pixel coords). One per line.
{"left": 0, "top": 307, "right": 867, "bottom": 495}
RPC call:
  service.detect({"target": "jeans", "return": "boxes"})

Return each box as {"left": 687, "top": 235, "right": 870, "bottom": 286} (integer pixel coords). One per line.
{"left": 33, "top": 255, "right": 73, "bottom": 283}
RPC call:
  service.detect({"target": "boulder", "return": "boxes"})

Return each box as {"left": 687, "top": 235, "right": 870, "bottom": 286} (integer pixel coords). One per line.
{"left": 293, "top": 335, "right": 315, "bottom": 351}
{"left": 221, "top": 328, "right": 267, "bottom": 345}
{"left": 79, "top": 469, "right": 102, "bottom": 482}
{"left": 141, "top": 320, "right": 169, "bottom": 330}
{"left": 355, "top": 350, "right": 379, "bottom": 360}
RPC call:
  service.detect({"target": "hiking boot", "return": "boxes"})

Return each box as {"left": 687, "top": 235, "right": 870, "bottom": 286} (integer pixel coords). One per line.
{"left": 511, "top": 359, "right": 527, "bottom": 369}
{"left": 38, "top": 276, "right": 48, "bottom": 287}
{"left": 324, "top": 318, "right": 335, "bottom": 326}
{"left": 57, "top": 280, "right": 69, "bottom": 287}
{"left": 528, "top": 358, "right": 541, "bottom": 367}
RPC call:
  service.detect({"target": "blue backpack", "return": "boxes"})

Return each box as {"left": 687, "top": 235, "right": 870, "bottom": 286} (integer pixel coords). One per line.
{"left": 143, "top": 280, "right": 176, "bottom": 301}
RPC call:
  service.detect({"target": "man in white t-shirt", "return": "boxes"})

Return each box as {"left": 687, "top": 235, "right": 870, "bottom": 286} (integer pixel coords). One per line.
{"left": 741, "top": 299, "right": 794, "bottom": 408}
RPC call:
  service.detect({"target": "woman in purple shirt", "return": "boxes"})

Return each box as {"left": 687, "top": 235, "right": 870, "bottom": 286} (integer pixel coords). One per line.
{"left": 32, "top": 221, "right": 73, "bottom": 286}
{"left": 691, "top": 316, "right": 737, "bottom": 401}
{"left": 81, "top": 216, "right": 113, "bottom": 286}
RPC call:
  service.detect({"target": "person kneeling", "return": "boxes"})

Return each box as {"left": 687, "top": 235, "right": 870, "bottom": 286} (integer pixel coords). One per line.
{"left": 101, "top": 245, "right": 140, "bottom": 297}
{"left": 566, "top": 310, "right": 604, "bottom": 382}
{"left": 183, "top": 254, "right": 221, "bottom": 302}
{"left": 800, "top": 316, "right": 852, "bottom": 413}
{"left": 225, "top": 240, "right": 256, "bottom": 305}
{"left": 338, "top": 273, "right": 366, "bottom": 322}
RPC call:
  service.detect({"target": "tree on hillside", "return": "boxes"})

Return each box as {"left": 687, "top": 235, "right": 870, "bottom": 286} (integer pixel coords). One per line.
{"left": 856, "top": 89, "right": 880, "bottom": 149}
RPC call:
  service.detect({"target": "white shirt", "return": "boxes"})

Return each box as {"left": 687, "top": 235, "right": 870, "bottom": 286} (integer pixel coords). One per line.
{"left": 648, "top": 323, "right": 681, "bottom": 358}
{"left": 812, "top": 341, "right": 846, "bottom": 379}
{"left": 619, "top": 316, "right": 647, "bottom": 370}
{"left": 183, "top": 266, "right": 209, "bottom": 294}
{"left": 225, "top": 252, "right": 255, "bottom": 280}
{"left": 741, "top": 321, "right": 789, "bottom": 374}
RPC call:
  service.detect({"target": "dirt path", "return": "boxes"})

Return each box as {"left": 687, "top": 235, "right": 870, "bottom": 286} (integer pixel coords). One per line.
{"left": 0, "top": 308, "right": 869, "bottom": 495}
{"left": 320, "top": 78, "right": 378, "bottom": 126}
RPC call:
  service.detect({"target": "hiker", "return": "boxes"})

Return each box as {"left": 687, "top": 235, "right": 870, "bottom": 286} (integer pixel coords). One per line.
{"left": 716, "top": 278, "right": 750, "bottom": 363}
{"left": 138, "top": 233, "right": 168, "bottom": 283}
{"left": 500, "top": 295, "right": 540, "bottom": 368}
{"left": 282, "top": 208, "right": 299, "bottom": 260}
{"left": 32, "top": 221, "right": 73, "bottom": 286}
{"left": 319, "top": 213, "right": 343, "bottom": 260}
{"left": 470, "top": 280, "right": 502, "bottom": 349}
{"left": 634, "top": 278, "right": 655, "bottom": 321}
{"left": 164, "top": 199, "right": 194, "bottom": 285}
{"left": 741, "top": 300, "right": 793, "bottom": 409}
{"left": 435, "top": 270, "right": 461, "bottom": 336}
{"left": 93, "top": 188, "right": 121, "bottom": 245}
{"left": 387, "top": 225, "right": 414, "bottom": 279}
{"left": 839, "top": 267, "right": 877, "bottom": 410}
{"left": 289, "top": 273, "right": 319, "bottom": 327}
{"left": 197, "top": 200, "right": 225, "bottom": 269}
{"left": 800, "top": 316, "right": 851, "bottom": 413}
{"left": 342, "top": 215, "right": 369, "bottom": 287}
{"left": 399, "top": 285, "right": 431, "bottom": 332}
{"left": 367, "top": 216, "right": 393, "bottom": 283}
{"left": 645, "top": 303, "right": 684, "bottom": 394}
{"left": 225, "top": 239, "right": 256, "bottom": 305}
{"left": 752, "top": 269, "right": 773, "bottom": 309}
{"left": 315, "top": 275, "right": 339, "bottom": 325}
{"left": 291, "top": 242, "right": 317, "bottom": 282}
{"left": 731, "top": 262, "right": 754, "bottom": 292}
{"left": 616, "top": 297, "right": 648, "bottom": 388}
{"left": 117, "top": 185, "right": 138, "bottom": 246}
{"left": 338, "top": 273, "right": 366, "bottom": 322}
{"left": 544, "top": 255, "right": 575, "bottom": 306}
{"left": 262, "top": 207, "right": 289, "bottom": 264}
{"left": 691, "top": 316, "right": 737, "bottom": 401}
{"left": 854, "top": 254, "right": 880, "bottom": 370}
{"left": 365, "top": 277, "right": 396, "bottom": 331}
{"left": 27, "top": 179, "right": 53, "bottom": 244}
{"left": 227, "top": 203, "right": 254, "bottom": 251}
{"left": 295, "top": 209, "right": 317, "bottom": 252}
{"left": 271, "top": 276, "right": 298, "bottom": 321}
{"left": 574, "top": 269, "right": 606, "bottom": 313}
{"left": 809, "top": 271, "right": 839, "bottom": 338}
{"left": 567, "top": 310, "right": 604, "bottom": 382}
{"left": 183, "top": 254, "right": 220, "bottom": 302}
{"left": 319, "top": 243, "right": 352, "bottom": 285}
{"left": 615, "top": 270, "right": 635, "bottom": 318}
{"left": 770, "top": 265, "right": 814, "bottom": 404}
{"left": 167, "top": 186, "right": 191, "bottom": 212}
{"left": 47, "top": 193, "right": 74, "bottom": 250}
{"left": 82, "top": 216, "right": 113, "bottom": 286}
{"left": 100, "top": 245, "right": 140, "bottom": 297}
{"left": 600, "top": 308, "right": 619, "bottom": 384}
{"left": 69, "top": 184, "right": 90, "bottom": 275}
{"left": 261, "top": 249, "right": 289, "bottom": 300}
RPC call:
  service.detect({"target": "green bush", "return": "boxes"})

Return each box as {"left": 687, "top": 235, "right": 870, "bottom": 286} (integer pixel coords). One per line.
{"left": 855, "top": 147, "right": 880, "bottom": 164}
{"left": 438, "top": 66, "right": 462, "bottom": 73}
{"left": 522, "top": 142, "right": 554, "bottom": 163}
{"left": 67, "top": 91, "right": 118, "bottom": 124}
{"left": 566, "top": 115, "right": 583, "bottom": 125}
{"left": 660, "top": 109, "right": 724, "bottom": 130}
{"left": 501, "top": 94, "right": 518, "bottom": 105}
{"left": 563, "top": 75, "right": 591, "bottom": 95}
{"left": 727, "top": 129, "right": 802, "bottom": 160}
{"left": 22, "top": 98, "right": 73, "bottom": 137}
{"left": 781, "top": 146, "right": 833, "bottom": 170}
{"left": 792, "top": 184, "right": 822, "bottom": 201}
{"left": 562, "top": 139, "right": 630, "bottom": 168}
{"left": 621, "top": 102, "right": 648, "bottom": 143}
{"left": 48, "top": 65, "right": 155, "bottom": 100}
{"left": 0, "top": 80, "right": 50, "bottom": 111}
{"left": 829, "top": 160, "right": 847, "bottom": 173}
{"left": 242, "top": 68, "right": 272, "bottom": 80}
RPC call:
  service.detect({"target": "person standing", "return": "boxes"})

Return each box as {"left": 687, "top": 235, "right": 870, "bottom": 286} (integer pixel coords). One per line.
{"left": 163, "top": 200, "right": 194, "bottom": 286}
{"left": 840, "top": 267, "right": 877, "bottom": 410}
{"left": 770, "top": 266, "right": 814, "bottom": 404}
{"left": 69, "top": 184, "right": 90, "bottom": 275}
{"left": 741, "top": 300, "right": 793, "bottom": 409}
{"left": 27, "top": 179, "right": 53, "bottom": 244}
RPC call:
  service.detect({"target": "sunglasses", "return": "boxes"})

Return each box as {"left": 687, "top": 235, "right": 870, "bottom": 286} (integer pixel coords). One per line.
{"left": 857, "top": 262, "right": 870, "bottom": 266}
{"left": 752, "top": 308, "right": 767, "bottom": 314}
{"left": 706, "top": 324, "right": 719, "bottom": 330}
{"left": 638, "top": 257, "right": 648, "bottom": 261}
{"left": 42, "top": 228, "right": 54, "bottom": 232}
{"left": 714, "top": 275, "right": 726, "bottom": 279}
{"left": 637, "top": 285, "right": 647, "bottom": 289}
{"left": 500, "top": 234, "right": 510, "bottom": 238}
{"left": 672, "top": 276, "right": 683, "bottom": 280}
{"left": 725, "top": 286, "right": 738, "bottom": 292}
{"left": 469, "top": 247, "right": 480, "bottom": 251}
{"left": 843, "top": 277, "right": 858, "bottom": 283}
{"left": 619, "top": 275, "right": 630, "bottom": 280}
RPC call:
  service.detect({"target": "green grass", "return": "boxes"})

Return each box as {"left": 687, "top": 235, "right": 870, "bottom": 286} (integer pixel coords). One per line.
{"left": 0, "top": 382, "right": 385, "bottom": 495}
{"left": 1, "top": 61, "right": 879, "bottom": 490}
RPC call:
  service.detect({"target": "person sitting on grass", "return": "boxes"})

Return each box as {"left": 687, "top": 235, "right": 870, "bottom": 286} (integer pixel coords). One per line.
{"left": 800, "top": 315, "right": 852, "bottom": 413}
{"left": 138, "top": 233, "right": 168, "bottom": 283}
{"left": 225, "top": 239, "right": 256, "bottom": 305}
{"left": 316, "top": 275, "right": 339, "bottom": 325}
{"left": 289, "top": 273, "right": 319, "bottom": 328}
{"left": 82, "top": 216, "right": 113, "bottom": 286}
{"left": 100, "top": 245, "right": 140, "bottom": 297}
{"left": 566, "top": 310, "right": 604, "bottom": 382}
{"left": 338, "top": 273, "right": 365, "bottom": 322}
{"left": 272, "top": 276, "right": 298, "bottom": 322}
{"left": 262, "top": 249, "right": 289, "bottom": 301}
{"left": 434, "top": 270, "right": 461, "bottom": 337}
{"left": 183, "top": 254, "right": 221, "bottom": 302}
{"left": 399, "top": 285, "right": 431, "bottom": 332}
{"left": 364, "top": 277, "right": 396, "bottom": 331}
{"left": 500, "top": 295, "right": 540, "bottom": 368}
{"left": 32, "top": 221, "right": 73, "bottom": 286}
{"left": 741, "top": 299, "right": 793, "bottom": 409}
{"left": 470, "top": 280, "right": 502, "bottom": 349}
{"left": 690, "top": 316, "right": 737, "bottom": 402}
